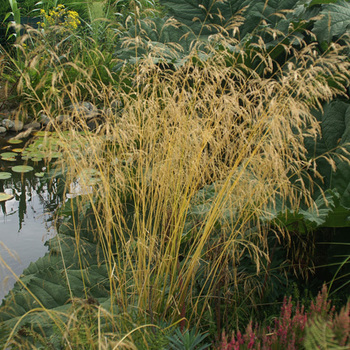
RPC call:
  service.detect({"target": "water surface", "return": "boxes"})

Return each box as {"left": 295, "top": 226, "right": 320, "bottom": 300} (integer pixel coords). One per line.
{"left": 0, "top": 137, "right": 60, "bottom": 301}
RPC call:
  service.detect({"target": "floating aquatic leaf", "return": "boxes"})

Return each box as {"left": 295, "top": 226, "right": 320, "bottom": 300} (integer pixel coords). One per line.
{"left": 23, "top": 143, "right": 44, "bottom": 151}
{"left": 0, "top": 192, "right": 14, "bottom": 202}
{"left": 34, "top": 172, "right": 45, "bottom": 178}
{"left": 22, "top": 149, "right": 44, "bottom": 155}
{"left": 7, "top": 139, "right": 23, "bottom": 145}
{"left": 87, "top": 178, "right": 101, "bottom": 186}
{"left": 49, "top": 152, "right": 61, "bottom": 159}
{"left": 32, "top": 152, "right": 45, "bottom": 158}
{"left": 79, "top": 168, "right": 99, "bottom": 177}
{"left": 2, "top": 157, "right": 16, "bottom": 162}
{"left": 21, "top": 133, "right": 63, "bottom": 162}
{"left": 33, "top": 131, "right": 51, "bottom": 137}
{"left": 78, "top": 168, "right": 101, "bottom": 186}
{"left": 1, "top": 152, "right": 17, "bottom": 158}
{"left": 0, "top": 172, "right": 12, "bottom": 180}
{"left": 12, "top": 148, "right": 23, "bottom": 153}
{"left": 11, "top": 165, "right": 34, "bottom": 173}
{"left": 21, "top": 151, "right": 45, "bottom": 159}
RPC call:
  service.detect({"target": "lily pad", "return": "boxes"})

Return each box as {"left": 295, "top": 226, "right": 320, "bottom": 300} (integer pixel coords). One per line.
{"left": 2, "top": 157, "right": 17, "bottom": 162}
{"left": 0, "top": 192, "right": 14, "bottom": 202}
{"left": 1, "top": 152, "right": 17, "bottom": 158}
{"left": 77, "top": 168, "right": 101, "bottom": 186}
{"left": 7, "top": 139, "right": 23, "bottom": 145}
{"left": 34, "top": 172, "right": 45, "bottom": 178}
{"left": 21, "top": 150, "right": 46, "bottom": 159}
{"left": 79, "top": 168, "right": 99, "bottom": 177}
{"left": 33, "top": 131, "right": 51, "bottom": 137}
{"left": 12, "top": 165, "right": 34, "bottom": 173}
{"left": 12, "top": 148, "right": 23, "bottom": 153}
{"left": 0, "top": 172, "right": 12, "bottom": 180}
{"left": 49, "top": 152, "right": 61, "bottom": 159}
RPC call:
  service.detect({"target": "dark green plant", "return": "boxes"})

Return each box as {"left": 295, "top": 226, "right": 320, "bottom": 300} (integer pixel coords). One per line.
{"left": 0, "top": 322, "right": 11, "bottom": 347}
{"left": 6, "top": 0, "right": 21, "bottom": 40}
{"left": 0, "top": 2, "right": 10, "bottom": 19}
{"left": 167, "top": 328, "right": 211, "bottom": 350}
{"left": 12, "top": 0, "right": 42, "bottom": 17}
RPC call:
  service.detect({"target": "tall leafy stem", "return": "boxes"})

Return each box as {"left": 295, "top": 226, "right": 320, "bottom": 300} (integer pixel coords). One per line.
{"left": 6, "top": 0, "right": 21, "bottom": 40}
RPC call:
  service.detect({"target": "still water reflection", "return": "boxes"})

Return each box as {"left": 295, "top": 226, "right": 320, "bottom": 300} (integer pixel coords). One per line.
{"left": 0, "top": 143, "right": 61, "bottom": 301}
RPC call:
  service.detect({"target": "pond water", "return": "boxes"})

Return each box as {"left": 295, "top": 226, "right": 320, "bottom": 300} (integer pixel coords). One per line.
{"left": 0, "top": 136, "right": 61, "bottom": 302}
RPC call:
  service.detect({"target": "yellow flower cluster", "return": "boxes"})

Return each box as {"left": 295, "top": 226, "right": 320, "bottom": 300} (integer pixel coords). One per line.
{"left": 38, "top": 4, "right": 81, "bottom": 30}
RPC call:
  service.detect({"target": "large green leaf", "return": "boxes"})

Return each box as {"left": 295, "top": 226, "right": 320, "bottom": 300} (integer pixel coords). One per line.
{"left": 114, "top": 0, "right": 348, "bottom": 72}
{"left": 256, "top": 100, "right": 350, "bottom": 228}
{"left": 114, "top": 0, "right": 343, "bottom": 75}
{"left": 231, "top": 0, "right": 302, "bottom": 38}
{"left": 0, "top": 232, "right": 110, "bottom": 333}
{"left": 160, "top": 0, "right": 316, "bottom": 38}
{"left": 264, "top": 191, "right": 340, "bottom": 231}
{"left": 310, "top": 0, "right": 339, "bottom": 5}
{"left": 322, "top": 192, "right": 350, "bottom": 226}
{"left": 306, "top": 101, "right": 350, "bottom": 209}
{"left": 313, "top": 0, "right": 350, "bottom": 42}
{"left": 114, "top": 16, "right": 196, "bottom": 70}
{"left": 160, "top": 0, "right": 233, "bottom": 35}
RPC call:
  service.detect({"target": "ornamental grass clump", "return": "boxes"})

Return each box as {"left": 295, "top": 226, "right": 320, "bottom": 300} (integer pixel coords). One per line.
{"left": 1, "top": 10, "right": 350, "bottom": 348}
{"left": 44, "top": 35, "right": 349, "bottom": 343}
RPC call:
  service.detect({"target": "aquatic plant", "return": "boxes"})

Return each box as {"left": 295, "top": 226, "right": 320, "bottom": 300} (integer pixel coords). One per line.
{"left": 0, "top": 192, "right": 14, "bottom": 202}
